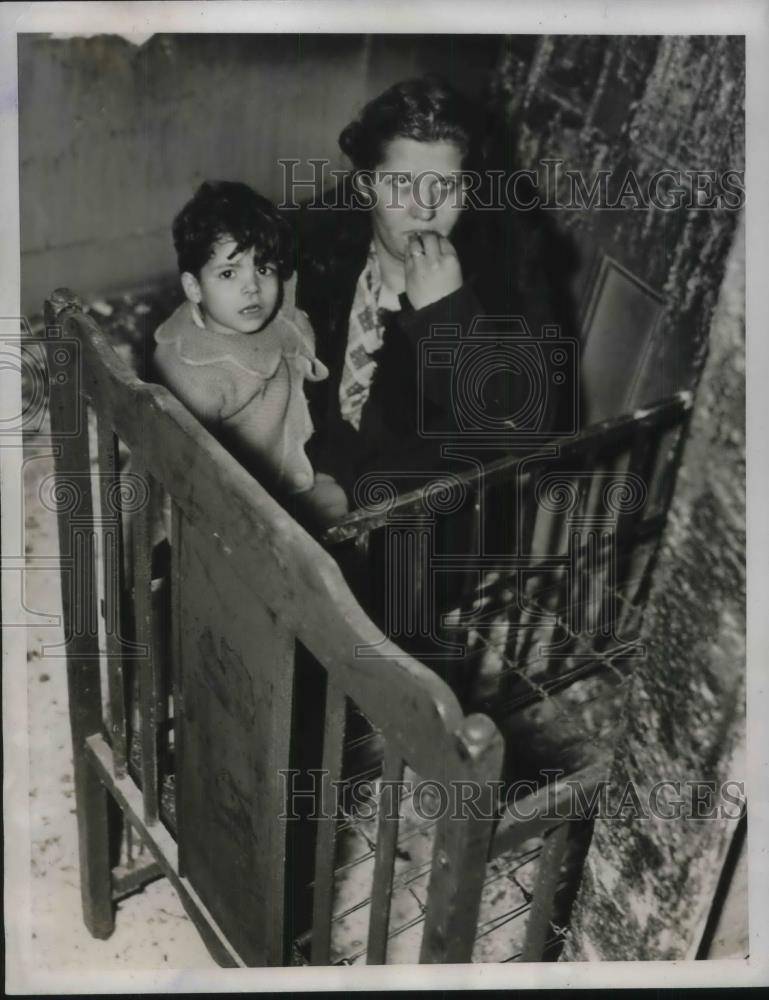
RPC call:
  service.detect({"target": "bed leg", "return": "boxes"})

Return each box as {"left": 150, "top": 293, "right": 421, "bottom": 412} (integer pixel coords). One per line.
{"left": 73, "top": 746, "right": 115, "bottom": 939}
{"left": 46, "top": 291, "right": 116, "bottom": 939}
{"left": 521, "top": 821, "right": 571, "bottom": 962}
{"left": 420, "top": 715, "right": 504, "bottom": 963}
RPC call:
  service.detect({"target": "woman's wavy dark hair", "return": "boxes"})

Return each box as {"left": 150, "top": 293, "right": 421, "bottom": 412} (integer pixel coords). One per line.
{"left": 338, "top": 76, "right": 481, "bottom": 170}
{"left": 172, "top": 180, "right": 294, "bottom": 279}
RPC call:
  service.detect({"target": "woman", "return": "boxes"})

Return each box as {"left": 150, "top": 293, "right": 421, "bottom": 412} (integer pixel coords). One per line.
{"left": 297, "top": 75, "right": 534, "bottom": 502}
{"left": 285, "top": 79, "right": 580, "bottom": 943}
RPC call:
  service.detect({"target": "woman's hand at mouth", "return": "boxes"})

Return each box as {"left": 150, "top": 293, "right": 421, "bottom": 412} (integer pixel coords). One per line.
{"left": 404, "top": 231, "right": 463, "bottom": 310}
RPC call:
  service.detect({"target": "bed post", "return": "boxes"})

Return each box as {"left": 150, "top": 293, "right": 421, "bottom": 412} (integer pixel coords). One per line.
{"left": 44, "top": 289, "right": 114, "bottom": 939}
{"left": 419, "top": 714, "right": 504, "bottom": 963}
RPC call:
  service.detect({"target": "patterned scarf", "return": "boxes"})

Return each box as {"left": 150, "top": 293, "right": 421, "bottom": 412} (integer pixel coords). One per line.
{"left": 339, "top": 244, "right": 394, "bottom": 430}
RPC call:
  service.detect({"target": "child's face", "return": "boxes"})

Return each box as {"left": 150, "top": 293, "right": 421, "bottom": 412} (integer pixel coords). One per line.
{"left": 183, "top": 238, "right": 280, "bottom": 335}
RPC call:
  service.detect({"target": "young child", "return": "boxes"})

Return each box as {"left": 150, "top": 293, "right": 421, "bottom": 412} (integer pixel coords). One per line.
{"left": 153, "top": 181, "right": 348, "bottom": 524}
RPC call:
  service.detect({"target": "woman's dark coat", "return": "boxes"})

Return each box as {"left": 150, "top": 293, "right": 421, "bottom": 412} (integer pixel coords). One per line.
{"left": 294, "top": 197, "right": 579, "bottom": 497}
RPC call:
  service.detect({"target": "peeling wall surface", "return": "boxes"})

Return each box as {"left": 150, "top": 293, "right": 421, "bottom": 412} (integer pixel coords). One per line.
{"left": 561, "top": 210, "right": 745, "bottom": 960}
{"left": 492, "top": 35, "right": 744, "bottom": 410}
{"left": 488, "top": 36, "right": 745, "bottom": 959}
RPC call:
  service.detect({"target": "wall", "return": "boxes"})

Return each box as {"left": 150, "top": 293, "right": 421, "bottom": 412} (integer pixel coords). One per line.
{"left": 562, "top": 210, "right": 745, "bottom": 960}
{"left": 19, "top": 32, "right": 499, "bottom": 315}
{"left": 489, "top": 35, "right": 744, "bottom": 418}
{"left": 487, "top": 34, "right": 745, "bottom": 957}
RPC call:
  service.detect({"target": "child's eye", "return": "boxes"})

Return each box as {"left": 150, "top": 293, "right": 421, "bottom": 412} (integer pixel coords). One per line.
{"left": 219, "top": 269, "right": 235, "bottom": 279}
{"left": 391, "top": 173, "right": 411, "bottom": 188}
{"left": 257, "top": 264, "right": 276, "bottom": 276}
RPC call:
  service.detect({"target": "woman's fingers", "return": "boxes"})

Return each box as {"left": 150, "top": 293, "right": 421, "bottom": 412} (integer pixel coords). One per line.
{"left": 407, "top": 231, "right": 457, "bottom": 261}
{"left": 406, "top": 232, "right": 427, "bottom": 258}
{"left": 404, "top": 230, "right": 463, "bottom": 309}
{"left": 417, "top": 231, "right": 441, "bottom": 258}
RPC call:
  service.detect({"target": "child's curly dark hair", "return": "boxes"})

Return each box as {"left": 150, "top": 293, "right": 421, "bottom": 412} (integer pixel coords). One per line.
{"left": 172, "top": 180, "right": 294, "bottom": 279}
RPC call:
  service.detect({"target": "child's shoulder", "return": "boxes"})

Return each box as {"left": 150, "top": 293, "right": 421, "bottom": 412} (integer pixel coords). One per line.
{"left": 154, "top": 300, "right": 196, "bottom": 347}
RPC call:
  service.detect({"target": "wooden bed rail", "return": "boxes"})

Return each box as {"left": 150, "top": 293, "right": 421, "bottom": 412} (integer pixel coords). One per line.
{"left": 322, "top": 392, "right": 693, "bottom": 546}
{"left": 41, "top": 286, "right": 692, "bottom": 966}
{"left": 42, "top": 287, "right": 507, "bottom": 965}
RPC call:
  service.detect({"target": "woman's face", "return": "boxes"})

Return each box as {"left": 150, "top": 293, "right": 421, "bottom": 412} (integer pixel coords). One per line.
{"left": 366, "top": 136, "right": 465, "bottom": 267}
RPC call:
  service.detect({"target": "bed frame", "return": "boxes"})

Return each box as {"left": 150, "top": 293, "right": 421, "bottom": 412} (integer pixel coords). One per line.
{"left": 42, "top": 286, "right": 693, "bottom": 966}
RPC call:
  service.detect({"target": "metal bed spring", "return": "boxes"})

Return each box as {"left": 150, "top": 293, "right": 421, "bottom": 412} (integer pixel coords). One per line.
{"left": 292, "top": 773, "right": 543, "bottom": 965}
{"left": 319, "top": 388, "right": 692, "bottom": 779}
{"left": 119, "top": 706, "right": 599, "bottom": 965}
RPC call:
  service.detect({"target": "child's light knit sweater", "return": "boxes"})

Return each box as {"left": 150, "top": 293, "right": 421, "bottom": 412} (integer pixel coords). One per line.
{"left": 153, "top": 276, "right": 328, "bottom": 494}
